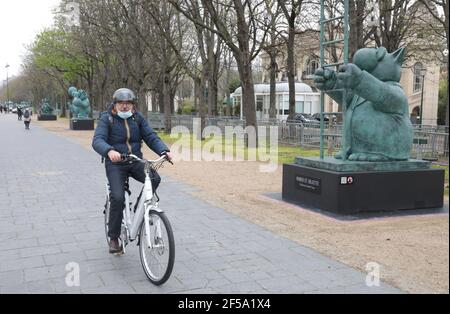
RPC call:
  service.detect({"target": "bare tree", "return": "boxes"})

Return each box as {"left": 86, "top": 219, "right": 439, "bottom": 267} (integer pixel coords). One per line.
{"left": 279, "top": 0, "right": 306, "bottom": 119}
{"left": 419, "top": 0, "right": 448, "bottom": 127}
{"left": 373, "top": 0, "right": 415, "bottom": 51}
{"left": 349, "top": 0, "right": 367, "bottom": 58}
{"left": 144, "top": 0, "right": 210, "bottom": 134}
{"left": 170, "top": 0, "right": 271, "bottom": 144}
{"left": 262, "top": 0, "right": 283, "bottom": 119}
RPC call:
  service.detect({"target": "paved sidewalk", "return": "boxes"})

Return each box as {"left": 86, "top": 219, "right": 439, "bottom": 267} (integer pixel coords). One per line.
{"left": 0, "top": 114, "right": 402, "bottom": 294}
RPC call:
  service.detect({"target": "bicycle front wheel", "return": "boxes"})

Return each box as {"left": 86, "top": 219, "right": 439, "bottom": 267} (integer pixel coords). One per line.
{"left": 139, "top": 211, "right": 175, "bottom": 285}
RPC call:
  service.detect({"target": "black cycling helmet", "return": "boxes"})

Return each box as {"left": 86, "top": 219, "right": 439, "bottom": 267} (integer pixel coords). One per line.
{"left": 113, "top": 88, "right": 137, "bottom": 104}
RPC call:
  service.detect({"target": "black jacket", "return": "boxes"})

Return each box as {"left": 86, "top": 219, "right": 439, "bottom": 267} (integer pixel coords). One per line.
{"left": 92, "top": 104, "right": 168, "bottom": 161}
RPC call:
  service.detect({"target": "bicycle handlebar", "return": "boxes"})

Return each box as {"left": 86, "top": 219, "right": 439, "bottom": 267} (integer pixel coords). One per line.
{"left": 121, "top": 153, "right": 173, "bottom": 165}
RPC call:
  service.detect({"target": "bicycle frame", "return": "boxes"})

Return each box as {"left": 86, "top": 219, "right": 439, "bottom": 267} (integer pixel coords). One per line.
{"left": 106, "top": 155, "right": 166, "bottom": 251}
{"left": 128, "top": 171, "right": 163, "bottom": 241}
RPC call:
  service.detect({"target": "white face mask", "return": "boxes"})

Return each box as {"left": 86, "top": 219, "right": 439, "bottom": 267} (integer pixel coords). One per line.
{"left": 117, "top": 110, "right": 132, "bottom": 119}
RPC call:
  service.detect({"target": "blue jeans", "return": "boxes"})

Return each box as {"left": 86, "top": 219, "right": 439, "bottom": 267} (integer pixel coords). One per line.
{"left": 105, "top": 160, "right": 161, "bottom": 239}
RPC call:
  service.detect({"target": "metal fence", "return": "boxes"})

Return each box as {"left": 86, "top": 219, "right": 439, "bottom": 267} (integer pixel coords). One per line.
{"left": 148, "top": 113, "right": 449, "bottom": 162}
{"left": 148, "top": 113, "right": 244, "bottom": 131}
{"left": 411, "top": 131, "right": 449, "bottom": 161}
{"left": 412, "top": 124, "right": 449, "bottom": 134}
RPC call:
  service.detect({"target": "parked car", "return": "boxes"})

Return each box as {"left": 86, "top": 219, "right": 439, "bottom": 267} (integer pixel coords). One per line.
{"left": 286, "top": 113, "right": 317, "bottom": 124}
{"left": 311, "top": 113, "right": 337, "bottom": 123}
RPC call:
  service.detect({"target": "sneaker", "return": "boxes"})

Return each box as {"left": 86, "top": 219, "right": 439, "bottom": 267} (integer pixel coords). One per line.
{"left": 109, "top": 238, "right": 123, "bottom": 254}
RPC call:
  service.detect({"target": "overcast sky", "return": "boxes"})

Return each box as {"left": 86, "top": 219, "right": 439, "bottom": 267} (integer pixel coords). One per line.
{"left": 0, "top": 0, "right": 61, "bottom": 84}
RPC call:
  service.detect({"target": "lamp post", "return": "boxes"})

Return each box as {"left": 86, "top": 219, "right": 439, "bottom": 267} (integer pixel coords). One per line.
{"left": 5, "top": 64, "right": 10, "bottom": 108}
{"left": 419, "top": 66, "right": 427, "bottom": 126}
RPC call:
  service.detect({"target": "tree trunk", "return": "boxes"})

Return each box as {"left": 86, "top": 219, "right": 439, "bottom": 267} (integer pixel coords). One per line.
{"left": 208, "top": 76, "right": 218, "bottom": 116}
{"left": 170, "top": 90, "right": 175, "bottom": 114}
{"left": 446, "top": 62, "right": 449, "bottom": 127}
{"left": 151, "top": 92, "right": 158, "bottom": 112}
{"left": 60, "top": 95, "right": 65, "bottom": 117}
{"left": 269, "top": 52, "right": 277, "bottom": 119}
{"left": 349, "top": 0, "right": 358, "bottom": 60}
{"left": 207, "top": 35, "right": 220, "bottom": 116}
{"left": 348, "top": 0, "right": 365, "bottom": 60}
{"left": 61, "top": 95, "right": 67, "bottom": 118}
{"left": 137, "top": 87, "right": 148, "bottom": 120}
{"left": 287, "top": 17, "right": 296, "bottom": 119}
{"left": 209, "top": 50, "right": 219, "bottom": 117}
{"left": 87, "top": 76, "right": 94, "bottom": 118}
{"left": 238, "top": 54, "right": 257, "bottom": 146}
{"left": 156, "top": 76, "right": 164, "bottom": 114}
{"left": 206, "top": 32, "right": 215, "bottom": 116}
{"left": 158, "top": 90, "right": 164, "bottom": 114}
{"left": 199, "top": 73, "right": 207, "bottom": 140}
{"left": 163, "top": 73, "right": 171, "bottom": 133}
{"left": 193, "top": 78, "right": 199, "bottom": 113}
{"left": 225, "top": 54, "right": 232, "bottom": 116}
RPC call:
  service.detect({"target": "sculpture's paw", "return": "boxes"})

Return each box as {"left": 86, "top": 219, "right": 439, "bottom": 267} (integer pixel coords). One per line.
{"left": 348, "top": 153, "right": 369, "bottom": 161}
{"left": 349, "top": 153, "right": 390, "bottom": 162}
{"left": 314, "top": 68, "right": 337, "bottom": 91}
{"left": 334, "top": 151, "right": 343, "bottom": 159}
{"left": 367, "top": 154, "right": 390, "bottom": 162}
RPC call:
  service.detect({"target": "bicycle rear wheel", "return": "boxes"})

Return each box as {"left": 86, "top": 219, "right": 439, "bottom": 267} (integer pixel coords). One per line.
{"left": 139, "top": 211, "right": 175, "bottom": 285}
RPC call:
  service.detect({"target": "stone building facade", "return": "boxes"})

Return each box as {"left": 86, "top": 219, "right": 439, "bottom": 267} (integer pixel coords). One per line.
{"left": 260, "top": 2, "right": 444, "bottom": 125}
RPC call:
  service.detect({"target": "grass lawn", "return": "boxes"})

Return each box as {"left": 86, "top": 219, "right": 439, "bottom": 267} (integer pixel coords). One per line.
{"left": 157, "top": 131, "right": 324, "bottom": 164}
{"left": 158, "top": 131, "right": 449, "bottom": 196}
{"left": 433, "top": 164, "right": 449, "bottom": 196}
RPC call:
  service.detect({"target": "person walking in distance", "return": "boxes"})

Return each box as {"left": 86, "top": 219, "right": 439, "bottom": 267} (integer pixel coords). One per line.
{"left": 23, "top": 108, "right": 31, "bottom": 130}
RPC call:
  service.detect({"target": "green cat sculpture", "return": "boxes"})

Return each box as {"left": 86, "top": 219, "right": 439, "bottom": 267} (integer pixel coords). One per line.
{"left": 314, "top": 47, "right": 413, "bottom": 161}
{"left": 40, "top": 99, "right": 54, "bottom": 115}
{"left": 68, "top": 86, "right": 91, "bottom": 119}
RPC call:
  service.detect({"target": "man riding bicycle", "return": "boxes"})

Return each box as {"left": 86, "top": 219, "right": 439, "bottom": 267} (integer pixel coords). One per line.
{"left": 92, "top": 88, "right": 173, "bottom": 254}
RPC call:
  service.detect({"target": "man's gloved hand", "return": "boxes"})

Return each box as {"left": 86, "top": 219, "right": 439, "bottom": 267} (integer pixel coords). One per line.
{"left": 161, "top": 151, "right": 174, "bottom": 162}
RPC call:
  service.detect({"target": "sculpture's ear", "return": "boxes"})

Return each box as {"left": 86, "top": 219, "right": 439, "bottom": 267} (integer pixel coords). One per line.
{"left": 376, "top": 47, "right": 387, "bottom": 61}
{"left": 392, "top": 47, "right": 406, "bottom": 65}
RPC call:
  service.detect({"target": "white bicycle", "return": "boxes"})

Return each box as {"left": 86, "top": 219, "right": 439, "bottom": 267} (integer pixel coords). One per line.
{"left": 104, "top": 154, "right": 175, "bottom": 285}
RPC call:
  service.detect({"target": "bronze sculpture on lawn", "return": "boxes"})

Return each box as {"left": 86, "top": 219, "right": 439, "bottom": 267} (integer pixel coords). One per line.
{"left": 314, "top": 47, "right": 412, "bottom": 162}
{"left": 40, "top": 99, "right": 54, "bottom": 115}
{"left": 68, "top": 86, "right": 91, "bottom": 119}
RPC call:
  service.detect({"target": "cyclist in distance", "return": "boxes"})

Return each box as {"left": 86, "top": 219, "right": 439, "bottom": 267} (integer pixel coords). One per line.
{"left": 92, "top": 88, "right": 173, "bottom": 254}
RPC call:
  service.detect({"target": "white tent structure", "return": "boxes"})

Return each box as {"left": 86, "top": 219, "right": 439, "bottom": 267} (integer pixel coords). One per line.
{"left": 231, "top": 82, "right": 320, "bottom": 120}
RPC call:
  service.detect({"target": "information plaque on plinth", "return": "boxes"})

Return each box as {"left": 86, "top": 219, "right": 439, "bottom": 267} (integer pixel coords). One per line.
{"left": 37, "top": 114, "right": 57, "bottom": 121}
{"left": 282, "top": 157, "right": 444, "bottom": 215}
{"left": 70, "top": 118, "right": 94, "bottom": 131}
